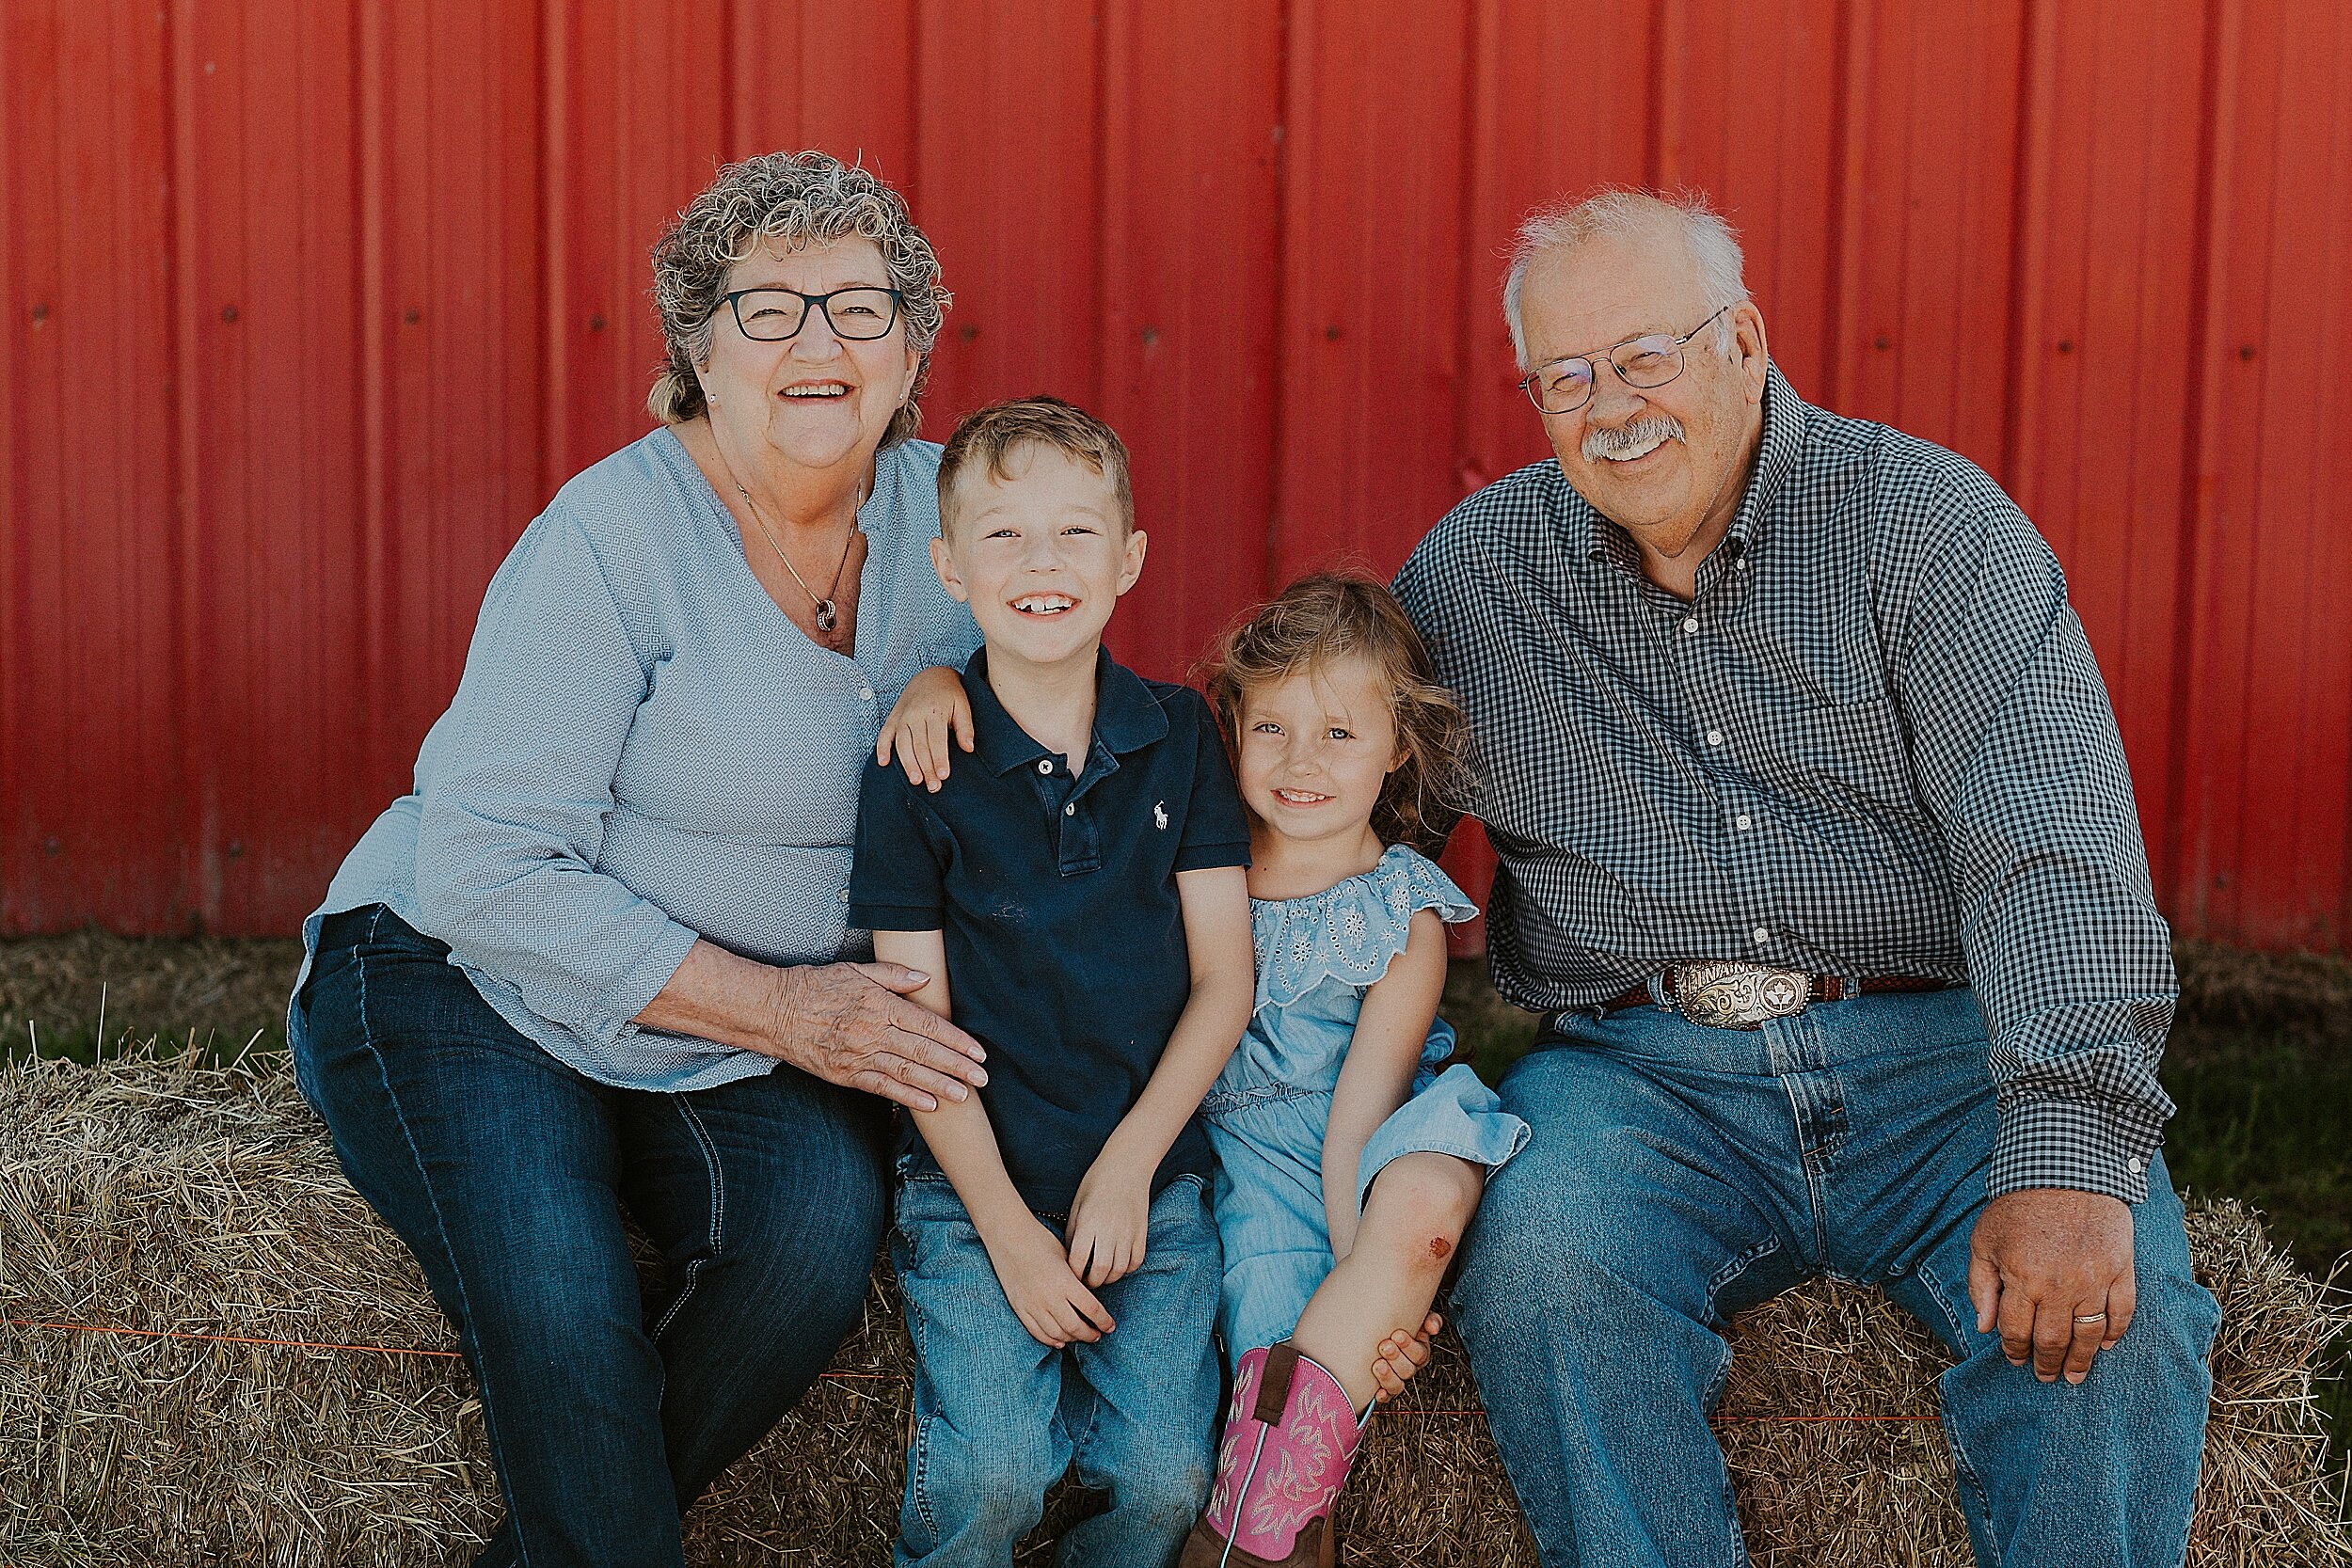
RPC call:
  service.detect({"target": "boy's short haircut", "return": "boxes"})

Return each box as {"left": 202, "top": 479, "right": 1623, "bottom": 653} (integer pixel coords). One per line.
{"left": 937, "top": 395, "right": 1135, "bottom": 535}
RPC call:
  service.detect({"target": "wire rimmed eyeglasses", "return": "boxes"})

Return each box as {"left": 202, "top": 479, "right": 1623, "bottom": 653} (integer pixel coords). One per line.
{"left": 723, "top": 286, "right": 904, "bottom": 343}
{"left": 1518, "top": 304, "right": 1733, "bottom": 415}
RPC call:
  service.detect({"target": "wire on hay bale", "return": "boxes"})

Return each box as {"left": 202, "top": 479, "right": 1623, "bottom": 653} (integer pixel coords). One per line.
{"left": 2, "top": 1046, "right": 2346, "bottom": 1567}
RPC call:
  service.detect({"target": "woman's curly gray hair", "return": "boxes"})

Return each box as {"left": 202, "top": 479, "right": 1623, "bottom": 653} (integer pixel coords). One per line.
{"left": 647, "top": 150, "right": 949, "bottom": 449}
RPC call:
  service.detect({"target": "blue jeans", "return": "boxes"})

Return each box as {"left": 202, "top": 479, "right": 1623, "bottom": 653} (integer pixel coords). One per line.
{"left": 294, "top": 906, "right": 891, "bottom": 1568}
{"left": 891, "top": 1168, "right": 1221, "bottom": 1567}
{"left": 1451, "top": 987, "right": 2217, "bottom": 1568}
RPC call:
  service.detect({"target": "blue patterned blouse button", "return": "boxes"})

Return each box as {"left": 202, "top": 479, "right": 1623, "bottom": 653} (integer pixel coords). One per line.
{"left": 857, "top": 685, "right": 874, "bottom": 702}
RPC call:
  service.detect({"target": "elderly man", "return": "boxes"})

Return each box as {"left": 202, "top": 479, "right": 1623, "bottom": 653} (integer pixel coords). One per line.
{"left": 1394, "top": 190, "right": 2217, "bottom": 1568}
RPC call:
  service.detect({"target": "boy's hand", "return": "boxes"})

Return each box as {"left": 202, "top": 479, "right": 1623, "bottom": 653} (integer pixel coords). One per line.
{"left": 981, "top": 1212, "right": 1116, "bottom": 1349}
{"left": 1370, "top": 1312, "right": 1442, "bottom": 1402}
{"left": 876, "top": 665, "right": 973, "bottom": 792}
{"left": 1066, "top": 1154, "right": 1152, "bottom": 1288}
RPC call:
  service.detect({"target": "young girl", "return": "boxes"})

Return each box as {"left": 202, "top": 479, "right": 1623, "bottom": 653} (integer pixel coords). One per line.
{"left": 1181, "top": 574, "right": 1528, "bottom": 1568}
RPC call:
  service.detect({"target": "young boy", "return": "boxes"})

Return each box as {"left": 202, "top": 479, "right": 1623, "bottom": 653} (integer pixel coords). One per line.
{"left": 849, "top": 396, "right": 1256, "bottom": 1567}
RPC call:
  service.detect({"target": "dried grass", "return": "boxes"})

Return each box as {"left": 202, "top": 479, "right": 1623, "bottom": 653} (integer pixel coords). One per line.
{"left": 4, "top": 1046, "right": 2347, "bottom": 1566}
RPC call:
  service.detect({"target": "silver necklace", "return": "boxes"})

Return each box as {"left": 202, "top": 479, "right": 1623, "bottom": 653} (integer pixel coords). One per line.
{"left": 710, "top": 434, "right": 862, "bottom": 636}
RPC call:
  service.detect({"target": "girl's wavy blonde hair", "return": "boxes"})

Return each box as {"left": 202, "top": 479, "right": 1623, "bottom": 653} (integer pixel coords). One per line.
{"left": 646, "top": 150, "right": 948, "bottom": 448}
{"left": 1200, "top": 573, "right": 1474, "bottom": 858}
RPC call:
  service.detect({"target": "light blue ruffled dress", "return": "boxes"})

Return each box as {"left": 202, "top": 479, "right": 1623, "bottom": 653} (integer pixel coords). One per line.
{"left": 1200, "top": 843, "right": 1531, "bottom": 1362}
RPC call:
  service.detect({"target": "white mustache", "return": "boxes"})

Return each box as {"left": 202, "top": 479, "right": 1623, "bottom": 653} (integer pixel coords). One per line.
{"left": 1582, "top": 415, "right": 1684, "bottom": 461}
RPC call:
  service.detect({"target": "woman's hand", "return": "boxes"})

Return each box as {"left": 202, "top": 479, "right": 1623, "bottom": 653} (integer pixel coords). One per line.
{"left": 1066, "top": 1150, "right": 1153, "bottom": 1288}
{"left": 770, "top": 960, "right": 990, "bottom": 1112}
{"left": 982, "top": 1212, "right": 1116, "bottom": 1348}
{"left": 876, "top": 665, "right": 974, "bottom": 792}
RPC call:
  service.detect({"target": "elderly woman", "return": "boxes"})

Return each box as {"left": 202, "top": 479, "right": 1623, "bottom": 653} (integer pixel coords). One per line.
{"left": 289, "top": 152, "right": 985, "bottom": 1567}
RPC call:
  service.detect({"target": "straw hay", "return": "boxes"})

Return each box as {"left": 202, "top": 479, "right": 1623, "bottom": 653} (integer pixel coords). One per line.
{"left": 4, "top": 1046, "right": 2346, "bottom": 1566}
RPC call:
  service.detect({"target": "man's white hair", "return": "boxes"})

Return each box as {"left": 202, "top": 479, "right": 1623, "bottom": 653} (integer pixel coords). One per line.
{"left": 1502, "top": 189, "right": 1749, "bottom": 370}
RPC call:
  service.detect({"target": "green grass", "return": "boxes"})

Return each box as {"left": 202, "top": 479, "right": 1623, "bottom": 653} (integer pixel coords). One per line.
{"left": 2159, "top": 1022, "right": 2352, "bottom": 1435}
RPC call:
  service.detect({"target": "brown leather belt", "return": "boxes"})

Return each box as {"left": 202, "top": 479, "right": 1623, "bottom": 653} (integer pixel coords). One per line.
{"left": 1596, "top": 963, "right": 1950, "bottom": 1030}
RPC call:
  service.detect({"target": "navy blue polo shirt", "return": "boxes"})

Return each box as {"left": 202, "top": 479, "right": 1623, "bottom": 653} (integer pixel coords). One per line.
{"left": 849, "top": 646, "right": 1252, "bottom": 1212}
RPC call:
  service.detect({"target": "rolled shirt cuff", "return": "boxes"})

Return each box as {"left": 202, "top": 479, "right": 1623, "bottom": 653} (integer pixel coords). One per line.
{"left": 579, "top": 916, "right": 706, "bottom": 1048}
{"left": 1988, "top": 1096, "right": 2164, "bottom": 1205}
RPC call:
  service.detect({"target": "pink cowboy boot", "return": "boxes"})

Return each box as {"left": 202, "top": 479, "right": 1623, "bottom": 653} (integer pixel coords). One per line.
{"left": 1181, "top": 1341, "right": 1370, "bottom": 1568}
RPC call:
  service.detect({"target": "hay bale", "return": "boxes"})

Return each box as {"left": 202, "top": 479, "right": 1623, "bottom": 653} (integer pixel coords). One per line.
{"left": 4, "top": 1049, "right": 2346, "bottom": 1566}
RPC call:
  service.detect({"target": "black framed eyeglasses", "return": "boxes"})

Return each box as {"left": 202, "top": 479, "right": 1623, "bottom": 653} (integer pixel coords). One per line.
{"left": 723, "top": 286, "right": 904, "bottom": 343}
{"left": 1518, "top": 304, "right": 1733, "bottom": 415}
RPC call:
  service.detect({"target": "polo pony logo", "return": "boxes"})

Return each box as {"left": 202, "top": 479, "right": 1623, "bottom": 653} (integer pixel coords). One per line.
{"left": 1153, "top": 800, "right": 1169, "bottom": 831}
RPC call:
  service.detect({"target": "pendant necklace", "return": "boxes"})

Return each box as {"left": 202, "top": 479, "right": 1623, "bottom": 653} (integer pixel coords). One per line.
{"left": 711, "top": 433, "right": 863, "bottom": 639}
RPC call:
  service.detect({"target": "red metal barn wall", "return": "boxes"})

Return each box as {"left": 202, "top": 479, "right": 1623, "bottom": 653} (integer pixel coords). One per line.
{"left": 2, "top": 1, "right": 2347, "bottom": 951}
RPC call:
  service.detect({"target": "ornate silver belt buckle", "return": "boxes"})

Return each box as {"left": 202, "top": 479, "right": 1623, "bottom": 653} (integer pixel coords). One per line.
{"left": 1670, "top": 961, "right": 1812, "bottom": 1029}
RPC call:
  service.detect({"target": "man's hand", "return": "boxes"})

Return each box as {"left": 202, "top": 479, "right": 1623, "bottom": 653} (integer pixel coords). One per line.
{"left": 981, "top": 1212, "right": 1116, "bottom": 1349}
{"left": 1968, "top": 1187, "right": 2135, "bottom": 1385}
{"left": 1066, "top": 1151, "right": 1152, "bottom": 1288}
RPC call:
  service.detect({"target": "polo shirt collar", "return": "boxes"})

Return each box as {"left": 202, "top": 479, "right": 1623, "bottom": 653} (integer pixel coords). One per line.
{"left": 1549, "top": 357, "right": 1809, "bottom": 565}
{"left": 963, "top": 645, "right": 1168, "bottom": 776}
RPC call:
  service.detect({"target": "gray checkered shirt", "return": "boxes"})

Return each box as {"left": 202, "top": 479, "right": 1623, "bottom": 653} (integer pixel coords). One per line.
{"left": 1394, "top": 365, "right": 2174, "bottom": 1204}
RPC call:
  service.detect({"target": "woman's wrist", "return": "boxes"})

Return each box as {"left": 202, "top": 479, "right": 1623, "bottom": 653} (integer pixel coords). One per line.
{"left": 754, "top": 961, "right": 816, "bottom": 1069}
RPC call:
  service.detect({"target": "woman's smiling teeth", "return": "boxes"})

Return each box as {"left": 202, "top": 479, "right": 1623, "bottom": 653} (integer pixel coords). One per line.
{"left": 1011, "top": 594, "right": 1075, "bottom": 616}
{"left": 781, "top": 381, "right": 850, "bottom": 399}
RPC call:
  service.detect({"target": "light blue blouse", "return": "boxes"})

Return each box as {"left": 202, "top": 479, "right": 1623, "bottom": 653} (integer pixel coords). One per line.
{"left": 290, "top": 426, "right": 981, "bottom": 1092}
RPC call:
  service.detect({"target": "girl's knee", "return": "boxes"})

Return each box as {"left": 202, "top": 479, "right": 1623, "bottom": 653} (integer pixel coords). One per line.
{"left": 1364, "top": 1154, "right": 1485, "bottom": 1266}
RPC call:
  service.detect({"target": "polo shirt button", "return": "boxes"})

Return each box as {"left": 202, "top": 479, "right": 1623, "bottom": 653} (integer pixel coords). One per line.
{"left": 1736, "top": 813, "right": 1753, "bottom": 830}
{"left": 1038, "top": 760, "right": 1053, "bottom": 775}
{"left": 1063, "top": 802, "right": 1075, "bottom": 816}
{"left": 1707, "top": 729, "right": 1724, "bottom": 747}
{"left": 1752, "top": 925, "right": 1770, "bottom": 944}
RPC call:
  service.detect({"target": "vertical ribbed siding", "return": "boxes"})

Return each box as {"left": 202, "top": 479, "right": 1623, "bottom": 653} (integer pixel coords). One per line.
{"left": 3, "top": 0, "right": 2346, "bottom": 950}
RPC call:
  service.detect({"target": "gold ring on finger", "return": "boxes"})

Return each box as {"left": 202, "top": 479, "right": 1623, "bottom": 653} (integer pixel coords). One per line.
{"left": 2073, "top": 1312, "right": 2108, "bottom": 1324}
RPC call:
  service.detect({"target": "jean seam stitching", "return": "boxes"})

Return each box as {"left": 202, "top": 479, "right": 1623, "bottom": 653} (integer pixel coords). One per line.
{"left": 1915, "top": 1255, "right": 2003, "bottom": 1568}
{"left": 1704, "top": 1235, "right": 1781, "bottom": 1326}
{"left": 352, "top": 916, "right": 536, "bottom": 1567}
{"left": 1777, "top": 1072, "right": 1832, "bottom": 1262}
{"left": 1908, "top": 1256, "right": 1978, "bottom": 1350}
{"left": 1694, "top": 1336, "right": 1744, "bottom": 1566}
{"left": 899, "top": 1265, "right": 940, "bottom": 1544}
{"left": 650, "top": 1095, "right": 725, "bottom": 1342}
